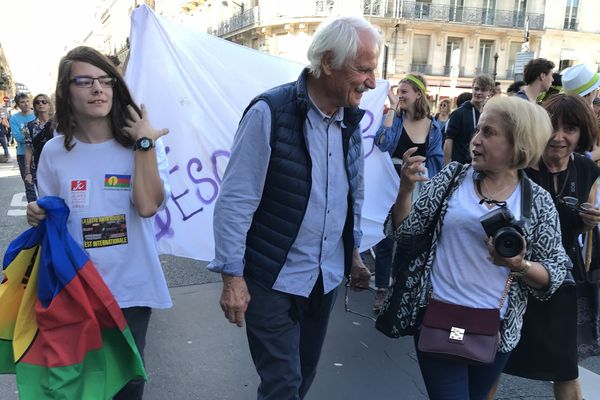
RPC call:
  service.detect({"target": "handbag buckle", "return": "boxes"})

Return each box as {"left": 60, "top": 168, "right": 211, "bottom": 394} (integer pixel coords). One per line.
{"left": 449, "top": 327, "right": 465, "bottom": 341}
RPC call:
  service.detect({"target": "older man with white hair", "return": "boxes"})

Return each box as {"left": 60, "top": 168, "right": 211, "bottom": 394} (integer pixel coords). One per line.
{"left": 208, "top": 16, "right": 380, "bottom": 399}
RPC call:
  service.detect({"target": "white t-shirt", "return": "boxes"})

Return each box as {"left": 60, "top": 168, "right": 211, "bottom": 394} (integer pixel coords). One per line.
{"left": 37, "top": 135, "right": 172, "bottom": 309}
{"left": 431, "top": 168, "right": 520, "bottom": 318}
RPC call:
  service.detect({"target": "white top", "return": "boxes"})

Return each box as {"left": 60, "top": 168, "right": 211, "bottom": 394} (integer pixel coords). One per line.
{"left": 431, "top": 168, "right": 520, "bottom": 318}
{"left": 37, "top": 135, "right": 172, "bottom": 309}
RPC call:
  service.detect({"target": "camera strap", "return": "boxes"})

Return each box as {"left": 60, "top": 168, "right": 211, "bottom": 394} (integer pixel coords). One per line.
{"left": 474, "top": 171, "right": 532, "bottom": 226}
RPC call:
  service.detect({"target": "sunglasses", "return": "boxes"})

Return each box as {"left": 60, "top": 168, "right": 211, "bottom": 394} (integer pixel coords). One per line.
{"left": 34, "top": 99, "right": 48, "bottom": 105}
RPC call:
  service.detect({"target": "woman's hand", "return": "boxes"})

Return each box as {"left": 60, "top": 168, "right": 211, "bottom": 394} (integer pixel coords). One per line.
{"left": 387, "top": 85, "right": 398, "bottom": 111}
{"left": 486, "top": 235, "right": 526, "bottom": 272}
{"left": 26, "top": 201, "right": 46, "bottom": 227}
{"left": 579, "top": 203, "right": 600, "bottom": 230}
{"left": 24, "top": 173, "right": 33, "bottom": 184}
{"left": 123, "top": 104, "right": 169, "bottom": 141}
{"left": 399, "top": 147, "right": 428, "bottom": 193}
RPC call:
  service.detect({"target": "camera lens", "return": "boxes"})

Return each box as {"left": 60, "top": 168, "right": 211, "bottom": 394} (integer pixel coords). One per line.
{"left": 494, "top": 227, "right": 523, "bottom": 258}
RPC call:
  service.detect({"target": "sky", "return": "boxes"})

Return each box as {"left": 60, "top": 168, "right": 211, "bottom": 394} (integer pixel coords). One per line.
{"left": 1, "top": 0, "right": 106, "bottom": 94}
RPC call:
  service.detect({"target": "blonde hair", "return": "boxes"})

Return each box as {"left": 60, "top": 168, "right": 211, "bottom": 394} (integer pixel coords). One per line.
{"left": 482, "top": 96, "right": 552, "bottom": 169}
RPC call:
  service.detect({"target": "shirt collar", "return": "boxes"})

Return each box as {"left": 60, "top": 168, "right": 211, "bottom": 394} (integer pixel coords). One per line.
{"left": 306, "top": 94, "right": 344, "bottom": 129}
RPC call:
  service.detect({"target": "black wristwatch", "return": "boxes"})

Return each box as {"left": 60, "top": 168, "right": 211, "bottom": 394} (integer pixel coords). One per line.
{"left": 134, "top": 137, "right": 154, "bottom": 151}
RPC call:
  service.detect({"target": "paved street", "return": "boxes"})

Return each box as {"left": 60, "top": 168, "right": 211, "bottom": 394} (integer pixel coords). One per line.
{"left": 2, "top": 145, "right": 600, "bottom": 399}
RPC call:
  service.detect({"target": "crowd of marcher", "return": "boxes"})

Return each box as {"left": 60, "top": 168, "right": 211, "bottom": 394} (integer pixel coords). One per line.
{"left": 3, "top": 13, "right": 600, "bottom": 400}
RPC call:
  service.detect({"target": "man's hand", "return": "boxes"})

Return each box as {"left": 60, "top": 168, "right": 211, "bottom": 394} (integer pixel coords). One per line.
{"left": 350, "top": 249, "right": 371, "bottom": 290}
{"left": 220, "top": 275, "right": 251, "bottom": 327}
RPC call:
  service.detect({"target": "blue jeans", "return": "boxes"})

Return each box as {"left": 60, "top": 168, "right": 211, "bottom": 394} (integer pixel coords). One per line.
{"left": 374, "top": 237, "right": 394, "bottom": 288}
{"left": 0, "top": 134, "right": 8, "bottom": 157}
{"left": 17, "top": 154, "right": 37, "bottom": 202}
{"left": 113, "top": 307, "right": 152, "bottom": 400}
{"left": 414, "top": 333, "right": 511, "bottom": 400}
{"left": 245, "top": 275, "right": 337, "bottom": 400}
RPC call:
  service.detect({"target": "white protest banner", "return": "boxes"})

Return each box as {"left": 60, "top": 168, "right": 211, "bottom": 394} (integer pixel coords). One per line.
{"left": 126, "top": 5, "right": 397, "bottom": 261}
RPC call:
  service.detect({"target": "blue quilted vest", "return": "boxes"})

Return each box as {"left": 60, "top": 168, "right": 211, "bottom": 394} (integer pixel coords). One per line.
{"left": 243, "top": 68, "right": 365, "bottom": 288}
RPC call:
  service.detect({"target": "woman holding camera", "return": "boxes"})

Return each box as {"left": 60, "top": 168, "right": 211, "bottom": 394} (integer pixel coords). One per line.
{"left": 385, "top": 96, "right": 568, "bottom": 399}
{"left": 371, "top": 74, "right": 443, "bottom": 312}
{"left": 502, "top": 94, "right": 600, "bottom": 400}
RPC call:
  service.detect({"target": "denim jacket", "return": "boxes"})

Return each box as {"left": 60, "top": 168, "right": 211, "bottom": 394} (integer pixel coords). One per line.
{"left": 374, "top": 112, "right": 443, "bottom": 178}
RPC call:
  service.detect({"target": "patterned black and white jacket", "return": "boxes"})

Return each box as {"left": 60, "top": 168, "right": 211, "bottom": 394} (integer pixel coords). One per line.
{"left": 384, "top": 162, "right": 569, "bottom": 352}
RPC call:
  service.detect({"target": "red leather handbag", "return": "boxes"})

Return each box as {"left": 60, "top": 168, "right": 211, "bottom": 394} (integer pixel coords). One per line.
{"left": 417, "top": 275, "right": 512, "bottom": 365}
{"left": 417, "top": 299, "right": 501, "bottom": 365}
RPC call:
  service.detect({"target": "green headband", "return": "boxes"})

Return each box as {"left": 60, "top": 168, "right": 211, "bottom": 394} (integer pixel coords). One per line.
{"left": 568, "top": 72, "right": 600, "bottom": 95}
{"left": 403, "top": 75, "right": 427, "bottom": 93}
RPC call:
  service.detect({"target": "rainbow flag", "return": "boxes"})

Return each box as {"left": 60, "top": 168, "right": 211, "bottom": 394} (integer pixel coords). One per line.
{"left": 0, "top": 196, "right": 146, "bottom": 399}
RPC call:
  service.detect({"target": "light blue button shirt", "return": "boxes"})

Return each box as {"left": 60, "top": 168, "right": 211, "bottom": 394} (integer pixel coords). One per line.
{"left": 208, "top": 98, "right": 364, "bottom": 297}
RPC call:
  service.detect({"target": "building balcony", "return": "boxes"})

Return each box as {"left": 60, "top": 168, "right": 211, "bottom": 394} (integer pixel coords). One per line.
{"left": 410, "top": 63, "right": 431, "bottom": 74}
{"left": 475, "top": 66, "right": 494, "bottom": 75}
{"left": 443, "top": 65, "right": 464, "bottom": 76}
{"left": 363, "top": 1, "right": 544, "bottom": 30}
{"left": 209, "top": 1, "right": 545, "bottom": 38}
{"left": 210, "top": 6, "right": 259, "bottom": 37}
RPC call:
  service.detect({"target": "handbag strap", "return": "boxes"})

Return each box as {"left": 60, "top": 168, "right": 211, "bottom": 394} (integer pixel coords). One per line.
{"left": 428, "top": 163, "right": 464, "bottom": 237}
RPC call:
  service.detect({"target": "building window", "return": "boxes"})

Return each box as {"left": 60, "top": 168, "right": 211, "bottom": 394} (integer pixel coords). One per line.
{"left": 315, "top": 0, "right": 335, "bottom": 14}
{"left": 449, "top": 0, "right": 464, "bottom": 22}
{"left": 564, "top": 0, "right": 578, "bottom": 30}
{"left": 478, "top": 40, "right": 494, "bottom": 74}
{"left": 559, "top": 59, "right": 574, "bottom": 71}
{"left": 363, "top": 0, "right": 383, "bottom": 17}
{"left": 414, "top": 0, "right": 432, "bottom": 19}
{"left": 445, "top": 37, "right": 462, "bottom": 74}
{"left": 412, "top": 35, "right": 431, "bottom": 73}
{"left": 513, "top": 0, "right": 527, "bottom": 27}
{"left": 506, "top": 42, "right": 522, "bottom": 79}
{"left": 482, "top": 0, "right": 496, "bottom": 25}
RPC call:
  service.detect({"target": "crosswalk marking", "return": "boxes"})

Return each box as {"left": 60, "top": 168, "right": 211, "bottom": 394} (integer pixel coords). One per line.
{"left": 8, "top": 192, "right": 27, "bottom": 216}
{"left": 7, "top": 209, "right": 26, "bottom": 216}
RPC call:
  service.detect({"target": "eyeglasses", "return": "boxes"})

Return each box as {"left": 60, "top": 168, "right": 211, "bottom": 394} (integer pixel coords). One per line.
{"left": 69, "top": 76, "right": 116, "bottom": 88}
{"left": 34, "top": 99, "right": 48, "bottom": 105}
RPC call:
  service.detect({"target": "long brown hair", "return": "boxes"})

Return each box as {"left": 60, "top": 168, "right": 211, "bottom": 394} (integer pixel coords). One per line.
{"left": 54, "top": 46, "right": 140, "bottom": 151}
{"left": 399, "top": 74, "right": 430, "bottom": 120}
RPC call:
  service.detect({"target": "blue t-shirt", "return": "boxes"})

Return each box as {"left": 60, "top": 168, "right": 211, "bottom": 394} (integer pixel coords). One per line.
{"left": 10, "top": 112, "right": 36, "bottom": 155}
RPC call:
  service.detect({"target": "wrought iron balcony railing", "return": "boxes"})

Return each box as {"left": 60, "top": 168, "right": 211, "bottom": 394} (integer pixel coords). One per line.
{"left": 210, "top": 1, "right": 544, "bottom": 38}
{"left": 410, "top": 63, "right": 432, "bottom": 74}
{"left": 211, "top": 6, "right": 259, "bottom": 37}
{"left": 363, "top": 1, "right": 544, "bottom": 30}
{"left": 475, "top": 66, "right": 494, "bottom": 75}
{"left": 443, "top": 65, "right": 465, "bottom": 76}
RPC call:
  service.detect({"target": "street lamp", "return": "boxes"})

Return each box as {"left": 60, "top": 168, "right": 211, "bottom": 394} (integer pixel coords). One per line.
{"left": 222, "top": 0, "right": 244, "bottom": 13}
{"left": 492, "top": 52, "right": 499, "bottom": 81}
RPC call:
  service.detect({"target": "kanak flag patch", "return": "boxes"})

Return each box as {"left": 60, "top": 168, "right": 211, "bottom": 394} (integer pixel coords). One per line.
{"left": 104, "top": 174, "right": 131, "bottom": 190}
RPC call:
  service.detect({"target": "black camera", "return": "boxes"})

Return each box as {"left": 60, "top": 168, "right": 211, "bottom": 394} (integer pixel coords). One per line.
{"left": 480, "top": 207, "right": 526, "bottom": 258}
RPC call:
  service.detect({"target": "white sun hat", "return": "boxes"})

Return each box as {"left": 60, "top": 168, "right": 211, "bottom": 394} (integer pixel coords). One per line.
{"left": 562, "top": 64, "right": 600, "bottom": 97}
